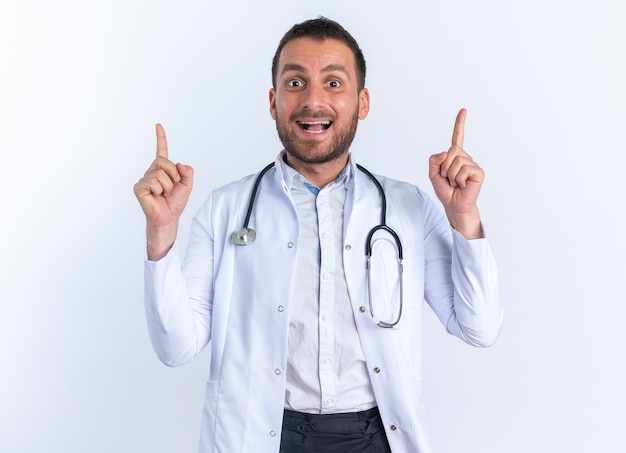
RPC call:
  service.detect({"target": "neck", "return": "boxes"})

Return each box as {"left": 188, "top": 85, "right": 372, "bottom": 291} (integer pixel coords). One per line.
{"left": 283, "top": 153, "right": 349, "bottom": 188}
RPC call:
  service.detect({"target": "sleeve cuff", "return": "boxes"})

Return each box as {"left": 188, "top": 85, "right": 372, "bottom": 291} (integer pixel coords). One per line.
{"left": 144, "top": 241, "right": 180, "bottom": 266}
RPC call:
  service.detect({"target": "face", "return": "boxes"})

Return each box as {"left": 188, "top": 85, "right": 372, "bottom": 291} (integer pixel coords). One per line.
{"left": 269, "top": 37, "right": 370, "bottom": 167}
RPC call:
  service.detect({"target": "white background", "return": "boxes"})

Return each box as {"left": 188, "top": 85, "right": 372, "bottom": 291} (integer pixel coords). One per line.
{"left": 1, "top": 0, "right": 625, "bottom": 452}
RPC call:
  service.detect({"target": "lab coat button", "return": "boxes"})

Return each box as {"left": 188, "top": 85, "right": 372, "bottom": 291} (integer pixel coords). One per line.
{"left": 277, "top": 305, "right": 284, "bottom": 312}
{"left": 270, "top": 430, "right": 277, "bottom": 437}
{"left": 390, "top": 425, "right": 397, "bottom": 431}
{"left": 274, "top": 369, "right": 281, "bottom": 375}
{"left": 359, "top": 306, "right": 366, "bottom": 313}
{"left": 373, "top": 367, "right": 381, "bottom": 373}
{"left": 287, "top": 242, "right": 294, "bottom": 248}
{"left": 345, "top": 244, "right": 351, "bottom": 251}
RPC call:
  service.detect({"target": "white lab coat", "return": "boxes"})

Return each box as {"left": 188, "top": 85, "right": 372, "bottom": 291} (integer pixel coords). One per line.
{"left": 144, "top": 154, "right": 503, "bottom": 453}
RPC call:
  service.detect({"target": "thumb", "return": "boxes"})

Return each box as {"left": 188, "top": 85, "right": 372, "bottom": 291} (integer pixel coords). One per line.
{"left": 176, "top": 163, "right": 194, "bottom": 187}
{"left": 428, "top": 151, "right": 447, "bottom": 180}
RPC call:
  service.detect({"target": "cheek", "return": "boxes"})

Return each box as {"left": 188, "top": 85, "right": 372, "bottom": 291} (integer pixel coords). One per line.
{"left": 335, "top": 97, "right": 359, "bottom": 119}
{"left": 273, "top": 96, "right": 295, "bottom": 120}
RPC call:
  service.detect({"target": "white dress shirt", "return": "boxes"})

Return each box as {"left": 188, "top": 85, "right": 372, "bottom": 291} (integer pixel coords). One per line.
{"left": 283, "top": 161, "right": 376, "bottom": 414}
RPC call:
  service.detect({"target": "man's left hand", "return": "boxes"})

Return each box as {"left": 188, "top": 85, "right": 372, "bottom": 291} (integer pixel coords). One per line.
{"left": 429, "top": 108, "right": 484, "bottom": 239}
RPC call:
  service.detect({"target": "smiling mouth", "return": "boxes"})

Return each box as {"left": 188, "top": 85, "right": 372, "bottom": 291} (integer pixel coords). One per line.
{"left": 297, "top": 120, "right": 333, "bottom": 134}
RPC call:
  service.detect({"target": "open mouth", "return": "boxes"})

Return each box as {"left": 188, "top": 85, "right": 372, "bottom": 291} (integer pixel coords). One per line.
{"left": 297, "top": 120, "right": 333, "bottom": 134}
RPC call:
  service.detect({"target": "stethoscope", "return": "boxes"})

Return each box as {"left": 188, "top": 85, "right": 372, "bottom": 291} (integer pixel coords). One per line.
{"left": 230, "top": 162, "right": 403, "bottom": 328}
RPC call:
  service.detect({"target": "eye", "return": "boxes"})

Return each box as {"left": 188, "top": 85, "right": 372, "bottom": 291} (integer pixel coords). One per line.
{"left": 327, "top": 79, "right": 341, "bottom": 88}
{"left": 287, "top": 79, "right": 304, "bottom": 88}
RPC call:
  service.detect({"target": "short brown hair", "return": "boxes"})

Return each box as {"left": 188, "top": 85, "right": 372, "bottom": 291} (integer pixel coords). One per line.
{"left": 271, "top": 17, "right": 367, "bottom": 90}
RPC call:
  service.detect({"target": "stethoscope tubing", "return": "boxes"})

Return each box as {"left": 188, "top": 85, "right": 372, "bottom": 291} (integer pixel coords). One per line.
{"left": 241, "top": 162, "right": 276, "bottom": 230}
{"left": 231, "top": 161, "right": 404, "bottom": 328}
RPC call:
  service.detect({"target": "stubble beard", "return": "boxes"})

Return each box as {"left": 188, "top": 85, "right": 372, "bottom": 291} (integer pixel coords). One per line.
{"left": 275, "top": 109, "right": 359, "bottom": 165}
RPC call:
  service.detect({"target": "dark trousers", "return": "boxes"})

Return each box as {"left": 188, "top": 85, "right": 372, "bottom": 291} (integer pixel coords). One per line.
{"left": 279, "top": 406, "right": 392, "bottom": 453}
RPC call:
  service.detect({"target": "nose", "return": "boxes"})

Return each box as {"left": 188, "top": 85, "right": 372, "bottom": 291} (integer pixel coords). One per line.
{"left": 302, "top": 83, "right": 325, "bottom": 110}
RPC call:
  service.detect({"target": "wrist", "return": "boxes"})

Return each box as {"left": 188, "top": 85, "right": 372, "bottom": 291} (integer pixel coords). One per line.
{"left": 445, "top": 209, "right": 483, "bottom": 240}
{"left": 146, "top": 222, "right": 178, "bottom": 260}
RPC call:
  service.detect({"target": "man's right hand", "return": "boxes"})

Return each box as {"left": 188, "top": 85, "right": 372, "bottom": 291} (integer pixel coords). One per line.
{"left": 133, "top": 124, "right": 194, "bottom": 260}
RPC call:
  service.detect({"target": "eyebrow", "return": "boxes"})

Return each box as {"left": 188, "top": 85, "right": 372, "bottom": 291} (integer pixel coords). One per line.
{"left": 280, "top": 63, "right": 352, "bottom": 81}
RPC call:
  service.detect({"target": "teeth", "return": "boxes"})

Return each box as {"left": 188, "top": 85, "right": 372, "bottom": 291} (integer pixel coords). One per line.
{"left": 298, "top": 120, "right": 332, "bottom": 133}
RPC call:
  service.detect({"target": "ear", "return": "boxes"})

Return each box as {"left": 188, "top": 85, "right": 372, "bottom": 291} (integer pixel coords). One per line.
{"left": 358, "top": 88, "right": 370, "bottom": 120}
{"left": 269, "top": 88, "right": 277, "bottom": 120}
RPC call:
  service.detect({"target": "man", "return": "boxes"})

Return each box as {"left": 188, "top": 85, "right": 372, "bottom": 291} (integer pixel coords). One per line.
{"left": 134, "top": 17, "right": 502, "bottom": 453}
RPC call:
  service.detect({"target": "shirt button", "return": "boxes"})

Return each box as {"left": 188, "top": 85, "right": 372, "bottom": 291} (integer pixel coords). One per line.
{"left": 390, "top": 425, "right": 397, "bottom": 431}
{"left": 287, "top": 242, "right": 294, "bottom": 248}
{"left": 270, "top": 430, "right": 277, "bottom": 437}
{"left": 345, "top": 244, "right": 351, "bottom": 251}
{"left": 275, "top": 369, "right": 282, "bottom": 375}
{"left": 373, "top": 367, "right": 381, "bottom": 373}
{"left": 322, "top": 272, "right": 330, "bottom": 280}
{"left": 359, "top": 306, "right": 366, "bottom": 313}
{"left": 277, "top": 305, "right": 284, "bottom": 312}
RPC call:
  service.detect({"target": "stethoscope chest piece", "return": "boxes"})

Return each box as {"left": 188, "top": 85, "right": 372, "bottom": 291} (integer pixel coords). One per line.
{"left": 230, "top": 227, "right": 256, "bottom": 246}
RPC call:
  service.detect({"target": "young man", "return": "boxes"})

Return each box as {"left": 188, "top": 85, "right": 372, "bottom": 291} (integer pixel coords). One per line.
{"left": 134, "top": 17, "right": 502, "bottom": 453}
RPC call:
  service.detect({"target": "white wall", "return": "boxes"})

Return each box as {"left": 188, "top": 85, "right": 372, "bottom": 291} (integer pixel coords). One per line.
{"left": 1, "top": 0, "right": 624, "bottom": 451}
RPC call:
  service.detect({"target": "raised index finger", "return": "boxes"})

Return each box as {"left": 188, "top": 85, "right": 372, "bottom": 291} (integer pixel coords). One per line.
{"left": 155, "top": 123, "right": 168, "bottom": 159}
{"left": 451, "top": 108, "right": 466, "bottom": 148}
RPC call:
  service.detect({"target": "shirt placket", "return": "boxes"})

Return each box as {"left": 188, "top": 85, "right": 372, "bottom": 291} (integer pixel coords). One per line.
{"left": 316, "top": 187, "right": 337, "bottom": 412}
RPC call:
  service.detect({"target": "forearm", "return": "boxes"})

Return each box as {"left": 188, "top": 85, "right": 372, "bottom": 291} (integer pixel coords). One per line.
{"left": 446, "top": 228, "right": 502, "bottom": 346}
{"left": 424, "top": 210, "right": 502, "bottom": 348}
{"left": 144, "top": 243, "right": 208, "bottom": 366}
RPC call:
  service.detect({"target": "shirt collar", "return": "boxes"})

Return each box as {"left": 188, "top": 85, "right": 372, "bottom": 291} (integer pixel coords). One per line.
{"left": 276, "top": 150, "right": 355, "bottom": 194}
